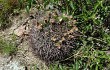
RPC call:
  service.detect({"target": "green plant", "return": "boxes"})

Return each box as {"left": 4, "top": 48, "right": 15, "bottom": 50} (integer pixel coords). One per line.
{"left": 0, "top": 0, "right": 19, "bottom": 30}
{"left": 18, "top": 0, "right": 44, "bottom": 13}
{"left": 0, "top": 37, "right": 17, "bottom": 55}
{"left": 18, "top": 0, "right": 36, "bottom": 13}
{"left": 0, "top": 0, "right": 21, "bottom": 30}
{"left": 50, "top": 44, "right": 110, "bottom": 70}
{"left": 0, "top": 0, "right": 11, "bottom": 29}
{"left": 19, "top": 0, "right": 110, "bottom": 69}
{"left": 30, "top": 64, "right": 39, "bottom": 70}
{"left": 72, "top": 41, "right": 110, "bottom": 70}
{"left": 42, "top": 0, "right": 110, "bottom": 70}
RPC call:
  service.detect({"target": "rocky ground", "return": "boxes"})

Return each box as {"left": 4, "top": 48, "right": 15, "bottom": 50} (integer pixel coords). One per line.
{"left": 0, "top": 7, "right": 49, "bottom": 70}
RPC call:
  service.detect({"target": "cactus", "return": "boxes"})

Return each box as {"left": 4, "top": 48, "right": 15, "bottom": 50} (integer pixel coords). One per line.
{"left": 29, "top": 10, "right": 79, "bottom": 65}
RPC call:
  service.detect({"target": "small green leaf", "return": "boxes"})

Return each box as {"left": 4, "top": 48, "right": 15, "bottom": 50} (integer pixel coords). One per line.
{"left": 26, "top": 6, "right": 30, "bottom": 13}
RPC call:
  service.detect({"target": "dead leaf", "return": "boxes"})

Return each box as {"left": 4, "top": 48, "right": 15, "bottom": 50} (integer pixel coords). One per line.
{"left": 14, "top": 25, "right": 26, "bottom": 36}
{"left": 68, "top": 35, "right": 74, "bottom": 39}
{"left": 51, "top": 36, "right": 57, "bottom": 41}
{"left": 64, "top": 26, "right": 78, "bottom": 36}
{"left": 59, "top": 37, "right": 65, "bottom": 43}
{"left": 50, "top": 18, "right": 55, "bottom": 24}
{"left": 35, "top": 22, "right": 43, "bottom": 29}
{"left": 45, "top": 32, "right": 48, "bottom": 34}
{"left": 55, "top": 42, "right": 61, "bottom": 49}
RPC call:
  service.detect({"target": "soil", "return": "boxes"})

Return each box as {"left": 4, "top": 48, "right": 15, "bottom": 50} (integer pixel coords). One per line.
{"left": 0, "top": 7, "right": 48, "bottom": 70}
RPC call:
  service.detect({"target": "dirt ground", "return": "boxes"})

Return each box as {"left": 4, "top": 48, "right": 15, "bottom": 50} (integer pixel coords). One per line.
{"left": 0, "top": 7, "right": 49, "bottom": 70}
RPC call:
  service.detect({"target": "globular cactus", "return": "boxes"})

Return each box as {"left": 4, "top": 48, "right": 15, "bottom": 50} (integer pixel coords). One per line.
{"left": 29, "top": 11, "right": 79, "bottom": 64}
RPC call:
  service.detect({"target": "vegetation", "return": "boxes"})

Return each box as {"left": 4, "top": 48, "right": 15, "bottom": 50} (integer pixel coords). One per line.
{"left": 0, "top": 0, "right": 25, "bottom": 30}
{"left": 42, "top": 0, "right": 110, "bottom": 70}
{"left": 0, "top": 37, "right": 17, "bottom": 55}
{"left": 0, "top": 0, "right": 110, "bottom": 70}
{"left": 0, "top": 0, "right": 11, "bottom": 29}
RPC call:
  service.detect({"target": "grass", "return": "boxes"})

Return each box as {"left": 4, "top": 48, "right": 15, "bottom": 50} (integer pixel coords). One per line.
{"left": 0, "top": 0, "right": 25, "bottom": 30}
{"left": 0, "top": 36, "right": 17, "bottom": 55}
{"left": 0, "top": 0, "right": 11, "bottom": 29}
{"left": 0, "top": 0, "right": 17, "bottom": 30}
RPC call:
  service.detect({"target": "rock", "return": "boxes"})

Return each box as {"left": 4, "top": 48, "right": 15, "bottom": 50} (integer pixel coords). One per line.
{"left": 0, "top": 55, "right": 25, "bottom": 70}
